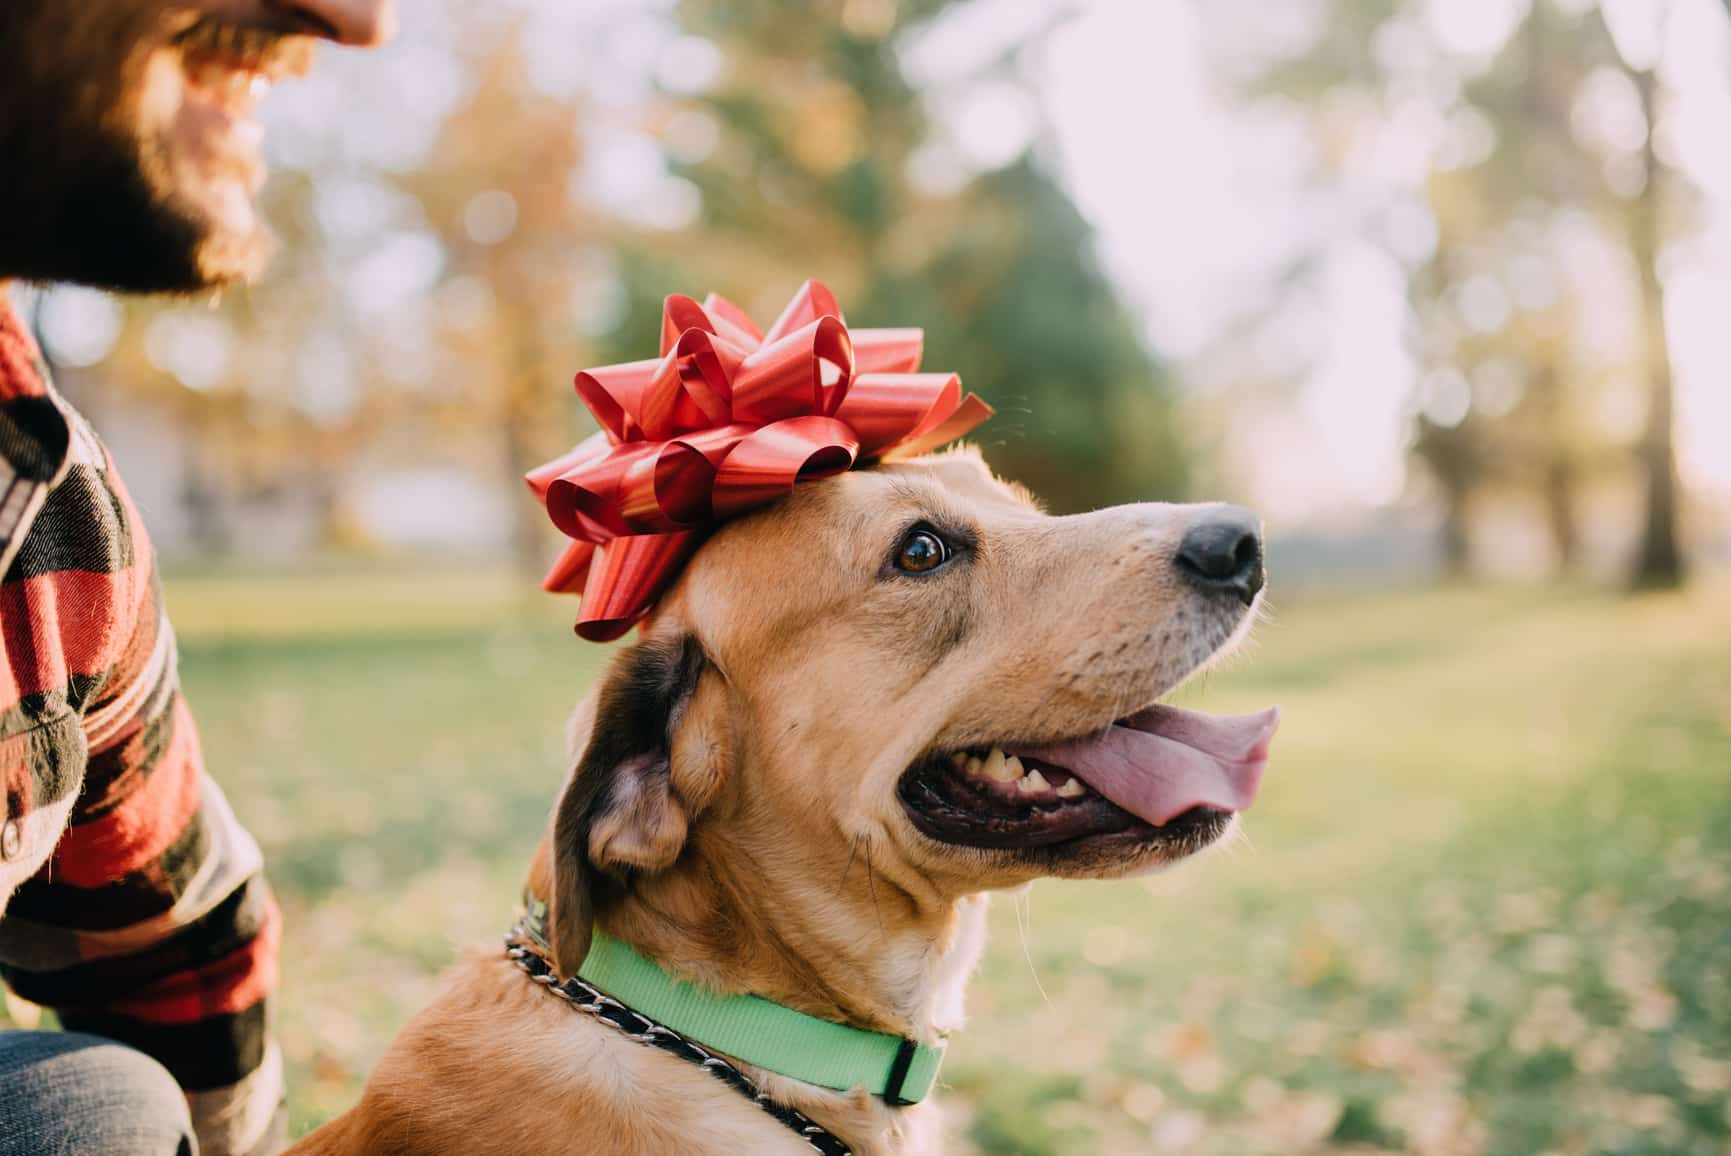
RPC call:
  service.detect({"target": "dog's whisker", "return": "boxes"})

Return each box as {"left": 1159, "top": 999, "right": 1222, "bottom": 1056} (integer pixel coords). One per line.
{"left": 1234, "top": 823, "right": 1258, "bottom": 856}
{"left": 861, "top": 836, "right": 886, "bottom": 939}
{"left": 836, "top": 835, "right": 862, "bottom": 896}
{"left": 1013, "top": 890, "right": 1052, "bottom": 1007}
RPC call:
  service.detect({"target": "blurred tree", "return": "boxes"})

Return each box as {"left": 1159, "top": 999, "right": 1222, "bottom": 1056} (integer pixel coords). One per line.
{"left": 1616, "top": 10, "right": 1685, "bottom": 589}
{"left": 885, "top": 157, "right": 1186, "bottom": 509}
{"left": 40, "top": 12, "right": 614, "bottom": 571}
{"left": 1457, "top": 4, "right": 1616, "bottom": 574}
{"left": 1237, "top": 0, "right": 1692, "bottom": 580}
{"left": 50, "top": 281, "right": 368, "bottom": 560}
{"left": 403, "top": 30, "right": 598, "bottom": 574}
{"left": 638, "top": 0, "right": 1186, "bottom": 511}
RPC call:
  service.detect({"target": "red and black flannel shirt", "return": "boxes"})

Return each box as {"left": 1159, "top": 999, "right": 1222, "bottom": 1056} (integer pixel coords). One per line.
{"left": 0, "top": 297, "right": 284, "bottom": 1155}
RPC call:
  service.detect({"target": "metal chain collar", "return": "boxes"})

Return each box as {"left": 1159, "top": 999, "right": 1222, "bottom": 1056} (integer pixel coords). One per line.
{"left": 504, "top": 930, "right": 853, "bottom": 1155}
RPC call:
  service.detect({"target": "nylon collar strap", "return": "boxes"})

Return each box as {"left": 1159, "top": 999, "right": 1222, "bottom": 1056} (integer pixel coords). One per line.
{"left": 521, "top": 895, "right": 944, "bottom": 1105}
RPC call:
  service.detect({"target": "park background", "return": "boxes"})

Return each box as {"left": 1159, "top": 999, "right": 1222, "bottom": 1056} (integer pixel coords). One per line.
{"left": 7, "top": 0, "right": 1731, "bottom": 1151}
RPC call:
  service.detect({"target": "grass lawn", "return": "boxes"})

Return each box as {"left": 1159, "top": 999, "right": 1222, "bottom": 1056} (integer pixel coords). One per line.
{"left": 12, "top": 572, "right": 1730, "bottom": 1154}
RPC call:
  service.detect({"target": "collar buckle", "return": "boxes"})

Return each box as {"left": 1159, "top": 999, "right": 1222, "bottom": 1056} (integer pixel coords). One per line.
{"left": 881, "top": 1037, "right": 921, "bottom": 1107}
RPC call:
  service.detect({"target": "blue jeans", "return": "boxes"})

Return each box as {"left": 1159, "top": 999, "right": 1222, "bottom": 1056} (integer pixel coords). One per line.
{"left": 0, "top": 1031, "right": 196, "bottom": 1155}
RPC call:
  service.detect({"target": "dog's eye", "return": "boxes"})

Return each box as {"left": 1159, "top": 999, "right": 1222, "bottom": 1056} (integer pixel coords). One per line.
{"left": 895, "top": 527, "right": 951, "bottom": 574}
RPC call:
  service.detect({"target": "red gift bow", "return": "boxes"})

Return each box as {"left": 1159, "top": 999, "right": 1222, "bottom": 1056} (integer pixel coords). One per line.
{"left": 526, "top": 279, "right": 993, "bottom": 642}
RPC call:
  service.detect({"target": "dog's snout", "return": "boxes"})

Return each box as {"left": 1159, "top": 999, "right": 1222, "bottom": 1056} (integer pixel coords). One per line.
{"left": 1175, "top": 508, "right": 1265, "bottom": 606}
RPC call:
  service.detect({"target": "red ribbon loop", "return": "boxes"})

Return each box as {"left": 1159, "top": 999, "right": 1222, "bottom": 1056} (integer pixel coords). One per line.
{"left": 530, "top": 279, "right": 993, "bottom": 641}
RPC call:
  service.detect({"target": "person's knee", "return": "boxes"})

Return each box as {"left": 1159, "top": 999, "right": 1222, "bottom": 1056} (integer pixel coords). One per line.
{"left": 0, "top": 1030, "right": 196, "bottom": 1156}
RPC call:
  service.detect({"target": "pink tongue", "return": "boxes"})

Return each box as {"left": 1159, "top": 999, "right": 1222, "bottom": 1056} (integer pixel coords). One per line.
{"left": 1010, "top": 705, "right": 1280, "bottom": 827}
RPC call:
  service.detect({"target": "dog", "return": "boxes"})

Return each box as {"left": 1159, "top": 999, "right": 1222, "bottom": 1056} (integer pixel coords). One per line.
{"left": 290, "top": 447, "right": 1277, "bottom": 1155}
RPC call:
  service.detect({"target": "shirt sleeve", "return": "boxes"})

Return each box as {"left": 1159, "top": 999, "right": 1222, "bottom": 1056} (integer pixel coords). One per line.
{"left": 0, "top": 424, "right": 285, "bottom": 1156}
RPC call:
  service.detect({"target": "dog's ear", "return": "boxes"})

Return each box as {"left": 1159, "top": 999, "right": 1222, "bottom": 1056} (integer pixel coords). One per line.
{"left": 549, "top": 634, "right": 712, "bottom": 977}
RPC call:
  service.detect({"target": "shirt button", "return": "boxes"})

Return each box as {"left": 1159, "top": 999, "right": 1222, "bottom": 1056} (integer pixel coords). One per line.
{"left": 1, "top": 819, "right": 21, "bottom": 861}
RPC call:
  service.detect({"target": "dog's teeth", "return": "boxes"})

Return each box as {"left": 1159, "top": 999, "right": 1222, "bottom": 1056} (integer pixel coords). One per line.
{"left": 983, "top": 748, "right": 1018, "bottom": 782}
{"left": 1002, "top": 755, "right": 1024, "bottom": 780}
{"left": 1019, "top": 769, "right": 1051, "bottom": 794}
{"left": 950, "top": 752, "right": 969, "bottom": 770}
{"left": 965, "top": 754, "right": 985, "bottom": 777}
{"left": 1055, "top": 777, "right": 1085, "bottom": 799}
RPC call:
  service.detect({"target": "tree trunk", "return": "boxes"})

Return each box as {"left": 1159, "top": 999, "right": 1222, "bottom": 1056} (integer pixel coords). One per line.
{"left": 1415, "top": 413, "right": 1476, "bottom": 578}
{"left": 1440, "top": 482, "right": 1472, "bottom": 577}
{"left": 1522, "top": 15, "right": 1578, "bottom": 576}
{"left": 1530, "top": 366, "right": 1578, "bottom": 574}
{"left": 181, "top": 420, "right": 233, "bottom": 556}
{"left": 1544, "top": 457, "right": 1577, "bottom": 574}
{"left": 1628, "top": 65, "right": 1685, "bottom": 589}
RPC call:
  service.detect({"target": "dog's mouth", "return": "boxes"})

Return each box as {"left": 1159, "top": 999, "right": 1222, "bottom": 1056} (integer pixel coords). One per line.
{"left": 896, "top": 704, "right": 1281, "bottom": 852}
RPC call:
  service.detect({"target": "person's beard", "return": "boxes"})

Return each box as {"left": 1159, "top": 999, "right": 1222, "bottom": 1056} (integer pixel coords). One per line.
{"left": 0, "top": 6, "right": 310, "bottom": 293}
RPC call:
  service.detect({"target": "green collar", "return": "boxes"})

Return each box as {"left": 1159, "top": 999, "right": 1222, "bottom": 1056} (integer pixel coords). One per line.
{"left": 521, "top": 896, "right": 945, "bottom": 1105}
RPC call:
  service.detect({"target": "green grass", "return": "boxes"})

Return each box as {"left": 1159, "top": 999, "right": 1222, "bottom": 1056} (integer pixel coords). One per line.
{"left": 947, "top": 582, "right": 1731, "bottom": 1155}
{"left": 14, "top": 571, "right": 1731, "bottom": 1153}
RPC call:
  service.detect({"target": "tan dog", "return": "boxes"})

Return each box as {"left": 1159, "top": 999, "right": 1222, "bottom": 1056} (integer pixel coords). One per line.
{"left": 292, "top": 448, "right": 1277, "bottom": 1155}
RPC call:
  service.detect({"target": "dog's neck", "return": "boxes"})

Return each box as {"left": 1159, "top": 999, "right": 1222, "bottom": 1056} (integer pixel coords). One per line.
{"left": 531, "top": 821, "right": 987, "bottom": 1046}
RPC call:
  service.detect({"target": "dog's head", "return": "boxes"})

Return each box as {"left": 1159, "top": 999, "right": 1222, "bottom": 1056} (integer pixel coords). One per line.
{"left": 545, "top": 449, "right": 1277, "bottom": 975}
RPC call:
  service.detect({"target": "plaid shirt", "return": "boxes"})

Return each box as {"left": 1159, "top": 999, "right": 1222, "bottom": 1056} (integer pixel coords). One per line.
{"left": 0, "top": 299, "right": 284, "bottom": 1155}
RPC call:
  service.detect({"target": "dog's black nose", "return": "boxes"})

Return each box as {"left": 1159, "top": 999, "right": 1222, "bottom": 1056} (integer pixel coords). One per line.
{"left": 1175, "top": 508, "right": 1265, "bottom": 606}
